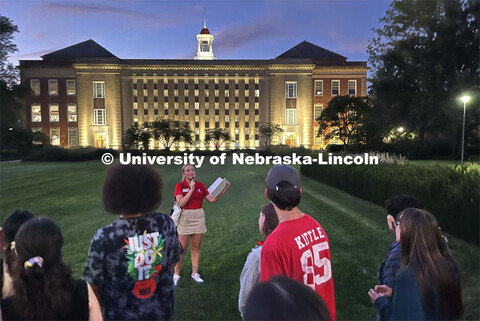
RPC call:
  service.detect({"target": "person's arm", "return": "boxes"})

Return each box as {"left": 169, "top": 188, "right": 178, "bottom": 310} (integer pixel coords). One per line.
{"left": 239, "top": 248, "right": 261, "bottom": 318}
{"left": 382, "top": 246, "right": 402, "bottom": 288}
{"left": 176, "top": 181, "right": 195, "bottom": 208}
{"left": 87, "top": 283, "right": 103, "bottom": 321}
{"left": 205, "top": 182, "right": 230, "bottom": 203}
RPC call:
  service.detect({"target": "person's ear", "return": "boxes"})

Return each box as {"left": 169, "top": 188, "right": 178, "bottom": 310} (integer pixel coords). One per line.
{"left": 265, "top": 188, "right": 270, "bottom": 200}
{"left": 299, "top": 188, "right": 303, "bottom": 196}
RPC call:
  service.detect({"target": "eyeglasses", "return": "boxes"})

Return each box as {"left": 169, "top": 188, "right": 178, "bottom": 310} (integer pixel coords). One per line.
{"left": 391, "top": 221, "right": 400, "bottom": 229}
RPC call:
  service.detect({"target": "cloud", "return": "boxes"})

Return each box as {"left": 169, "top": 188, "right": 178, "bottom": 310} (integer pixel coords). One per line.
{"left": 213, "top": 10, "right": 290, "bottom": 55}
{"left": 40, "top": 1, "right": 154, "bottom": 19}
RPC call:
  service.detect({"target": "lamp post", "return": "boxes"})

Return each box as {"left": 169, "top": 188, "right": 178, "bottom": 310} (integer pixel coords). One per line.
{"left": 460, "top": 95, "right": 470, "bottom": 165}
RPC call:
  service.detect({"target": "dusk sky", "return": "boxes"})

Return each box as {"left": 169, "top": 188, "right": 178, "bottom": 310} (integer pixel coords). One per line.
{"left": 3, "top": 0, "right": 391, "bottom": 65}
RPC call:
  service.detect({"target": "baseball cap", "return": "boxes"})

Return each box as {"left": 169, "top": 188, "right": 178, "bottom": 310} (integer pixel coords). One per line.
{"left": 265, "top": 165, "right": 301, "bottom": 190}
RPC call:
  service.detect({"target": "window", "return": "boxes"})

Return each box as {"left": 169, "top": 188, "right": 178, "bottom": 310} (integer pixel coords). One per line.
{"left": 331, "top": 80, "right": 340, "bottom": 96}
{"left": 49, "top": 104, "right": 59, "bottom": 122}
{"left": 31, "top": 79, "right": 40, "bottom": 96}
{"left": 285, "top": 109, "right": 297, "bottom": 125}
{"left": 314, "top": 128, "right": 323, "bottom": 145}
{"left": 255, "top": 89, "right": 259, "bottom": 97}
{"left": 50, "top": 128, "right": 60, "bottom": 146}
{"left": 67, "top": 80, "right": 76, "bottom": 95}
{"left": 49, "top": 79, "right": 58, "bottom": 96}
{"left": 315, "top": 80, "right": 323, "bottom": 95}
{"left": 93, "top": 82, "right": 105, "bottom": 98}
{"left": 314, "top": 104, "right": 323, "bottom": 121}
{"left": 94, "top": 109, "right": 106, "bottom": 125}
{"left": 68, "top": 128, "right": 78, "bottom": 146}
{"left": 68, "top": 104, "right": 77, "bottom": 122}
{"left": 348, "top": 80, "right": 357, "bottom": 96}
{"left": 202, "top": 41, "right": 209, "bottom": 52}
{"left": 32, "top": 104, "right": 41, "bottom": 122}
{"left": 285, "top": 82, "right": 297, "bottom": 98}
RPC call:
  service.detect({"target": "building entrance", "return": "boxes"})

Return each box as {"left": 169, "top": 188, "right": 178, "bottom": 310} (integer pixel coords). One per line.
{"left": 95, "top": 133, "right": 107, "bottom": 148}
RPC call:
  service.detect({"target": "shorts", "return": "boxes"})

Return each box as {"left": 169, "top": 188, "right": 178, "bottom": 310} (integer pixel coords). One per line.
{"left": 177, "top": 208, "right": 207, "bottom": 235}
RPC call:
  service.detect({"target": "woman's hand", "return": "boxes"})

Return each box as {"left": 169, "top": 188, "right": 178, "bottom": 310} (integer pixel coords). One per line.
{"left": 375, "top": 284, "right": 393, "bottom": 297}
{"left": 368, "top": 285, "right": 393, "bottom": 303}
{"left": 368, "top": 289, "right": 384, "bottom": 303}
{"left": 189, "top": 179, "right": 196, "bottom": 190}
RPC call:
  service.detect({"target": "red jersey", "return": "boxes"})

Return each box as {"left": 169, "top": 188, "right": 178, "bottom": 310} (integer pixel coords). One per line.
{"left": 174, "top": 180, "right": 209, "bottom": 210}
{"left": 260, "top": 214, "right": 336, "bottom": 320}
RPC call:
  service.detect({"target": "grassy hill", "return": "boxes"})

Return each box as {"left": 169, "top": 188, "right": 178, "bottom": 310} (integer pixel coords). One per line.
{"left": 1, "top": 159, "right": 478, "bottom": 320}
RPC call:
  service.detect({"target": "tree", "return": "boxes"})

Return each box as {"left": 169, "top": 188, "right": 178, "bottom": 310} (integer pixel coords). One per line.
{"left": 368, "top": 0, "right": 479, "bottom": 149}
{"left": 0, "top": 15, "right": 19, "bottom": 87}
{"left": 122, "top": 124, "right": 151, "bottom": 151}
{"left": 259, "top": 122, "right": 284, "bottom": 147}
{"left": 150, "top": 118, "right": 193, "bottom": 151}
{"left": 316, "top": 95, "right": 370, "bottom": 148}
{"left": 204, "top": 128, "right": 233, "bottom": 150}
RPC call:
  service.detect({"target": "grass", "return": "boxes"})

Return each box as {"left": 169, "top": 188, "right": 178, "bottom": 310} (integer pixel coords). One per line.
{"left": 0, "top": 159, "right": 479, "bottom": 320}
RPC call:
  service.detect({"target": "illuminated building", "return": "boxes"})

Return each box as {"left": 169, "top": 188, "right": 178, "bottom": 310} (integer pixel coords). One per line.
{"left": 19, "top": 25, "right": 367, "bottom": 150}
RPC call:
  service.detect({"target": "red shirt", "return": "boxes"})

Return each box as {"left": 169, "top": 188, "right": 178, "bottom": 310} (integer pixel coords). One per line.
{"left": 260, "top": 214, "right": 336, "bottom": 320}
{"left": 174, "top": 180, "right": 209, "bottom": 210}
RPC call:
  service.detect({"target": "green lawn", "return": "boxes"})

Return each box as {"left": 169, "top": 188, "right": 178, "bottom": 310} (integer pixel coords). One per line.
{"left": 1, "top": 159, "right": 479, "bottom": 320}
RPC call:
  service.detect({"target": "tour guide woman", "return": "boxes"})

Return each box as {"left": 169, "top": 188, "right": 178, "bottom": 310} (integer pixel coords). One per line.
{"left": 173, "top": 164, "right": 229, "bottom": 285}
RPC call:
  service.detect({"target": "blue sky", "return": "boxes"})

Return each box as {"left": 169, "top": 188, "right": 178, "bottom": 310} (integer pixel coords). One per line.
{"left": 3, "top": 0, "right": 391, "bottom": 65}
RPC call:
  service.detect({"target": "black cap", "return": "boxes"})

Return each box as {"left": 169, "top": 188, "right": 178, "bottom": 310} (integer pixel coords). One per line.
{"left": 265, "top": 165, "right": 301, "bottom": 190}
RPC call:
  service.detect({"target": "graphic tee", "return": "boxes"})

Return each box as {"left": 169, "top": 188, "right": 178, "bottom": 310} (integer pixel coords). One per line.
{"left": 260, "top": 214, "right": 336, "bottom": 320}
{"left": 83, "top": 213, "right": 181, "bottom": 321}
{"left": 174, "top": 180, "right": 209, "bottom": 209}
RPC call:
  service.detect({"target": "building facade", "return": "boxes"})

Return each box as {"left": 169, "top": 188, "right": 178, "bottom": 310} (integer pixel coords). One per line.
{"left": 19, "top": 27, "right": 367, "bottom": 150}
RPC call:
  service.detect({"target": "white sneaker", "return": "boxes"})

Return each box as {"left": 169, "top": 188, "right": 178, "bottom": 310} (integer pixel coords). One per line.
{"left": 191, "top": 273, "right": 204, "bottom": 283}
{"left": 173, "top": 274, "right": 180, "bottom": 286}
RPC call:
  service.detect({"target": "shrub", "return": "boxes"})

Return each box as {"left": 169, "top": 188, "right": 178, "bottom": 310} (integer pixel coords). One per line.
{"left": 301, "top": 162, "right": 480, "bottom": 244}
{"left": 22, "top": 146, "right": 118, "bottom": 162}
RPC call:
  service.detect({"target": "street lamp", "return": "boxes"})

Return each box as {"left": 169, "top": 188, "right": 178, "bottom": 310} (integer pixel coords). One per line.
{"left": 460, "top": 95, "right": 471, "bottom": 165}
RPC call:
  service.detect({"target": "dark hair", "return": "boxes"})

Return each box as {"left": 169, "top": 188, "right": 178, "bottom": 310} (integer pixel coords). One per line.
{"left": 2, "top": 209, "right": 35, "bottom": 275}
{"left": 244, "top": 276, "right": 331, "bottom": 320}
{"left": 398, "top": 208, "right": 463, "bottom": 319}
{"left": 12, "top": 216, "right": 78, "bottom": 320}
{"left": 385, "top": 194, "right": 423, "bottom": 219}
{"left": 266, "top": 181, "right": 301, "bottom": 211}
{"left": 261, "top": 203, "right": 279, "bottom": 238}
{"left": 102, "top": 164, "right": 163, "bottom": 215}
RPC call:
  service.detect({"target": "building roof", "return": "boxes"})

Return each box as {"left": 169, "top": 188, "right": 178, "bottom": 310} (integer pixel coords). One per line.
{"left": 42, "top": 39, "right": 118, "bottom": 59}
{"left": 276, "top": 41, "right": 346, "bottom": 59}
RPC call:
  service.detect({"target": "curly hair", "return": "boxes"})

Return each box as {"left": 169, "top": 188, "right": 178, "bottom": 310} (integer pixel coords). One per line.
{"left": 102, "top": 164, "right": 163, "bottom": 215}
{"left": 11, "top": 216, "right": 78, "bottom": 320}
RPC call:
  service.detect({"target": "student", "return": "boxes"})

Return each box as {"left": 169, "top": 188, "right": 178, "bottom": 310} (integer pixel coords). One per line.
{"left": 238, "top": 203, "right": 279, "bottom": 318}
{"left": 1, "top": 209, "right": 34, "bottom": 298}
{"left": 0, "top": 216, "right": 102, "bottom": 320}
{"left": 378, "top": 194, "right": 423, "bottom": 288}
{"left": 173, "top": 164, "right": 229, "bottom": 285}
{"left": 244, "top": 275, "right": 331, "bottom": 321}
{"left": 368, "top": 208, "right": 463, "bottom": 320}
{"left": 84, "top": 164, "right": 182, "bottom": 320}
{"left": 260, "top": 165, "right": 336, "bottom": 320}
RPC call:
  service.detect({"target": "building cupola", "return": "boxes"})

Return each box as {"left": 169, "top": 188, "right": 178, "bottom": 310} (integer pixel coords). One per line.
{"left": 194, "top": 14, "right": 216, "bottom": 60}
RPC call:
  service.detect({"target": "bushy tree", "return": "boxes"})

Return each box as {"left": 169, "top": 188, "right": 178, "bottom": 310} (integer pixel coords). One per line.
{"left": 316, "top": 95, "right": 370, "bottom": 148}
{"left": 0, "top": 15, "right": 19, "bottom": 87}
{"left": 259, "top": 122, "right": 284, "bottom": 147}
{"left": 150, "top": 118, "right": 193, "bottom": 151}
{"left": 204, "top": 128, "right": 232, "bottom": 150}
{"left": 122, "top": 125, "right": 151, "bottom": 151}
{"left": 368, "top": 0, "right": 479, "bottom": 151}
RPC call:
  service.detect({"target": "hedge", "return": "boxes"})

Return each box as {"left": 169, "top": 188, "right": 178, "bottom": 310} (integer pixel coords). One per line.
{"left": 301, "top": 162, "right": 480, "bottom": 244}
